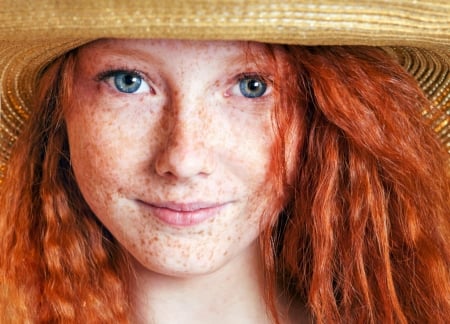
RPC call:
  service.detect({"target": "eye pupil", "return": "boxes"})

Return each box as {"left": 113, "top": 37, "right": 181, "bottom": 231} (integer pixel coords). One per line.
{"left": 124, "top": 74, "right": 135, "bottom": 85}
{"left": 114, "top": 72, "right": 142, "bottom": 93}
{"left": 239, "top": 77, "right": 267, "bottom": 98}
{"left": 248, "top": 80, "right": 260, "bottom": 91}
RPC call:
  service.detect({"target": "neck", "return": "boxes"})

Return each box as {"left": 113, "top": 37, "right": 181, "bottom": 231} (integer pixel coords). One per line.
{"left": 130, "top": 242, "right": 275, "bottom": 324}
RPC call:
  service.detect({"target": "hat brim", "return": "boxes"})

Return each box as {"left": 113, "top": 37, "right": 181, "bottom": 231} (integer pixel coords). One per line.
{"left": 1, "top": 0, "right": 449, "bottom": 47}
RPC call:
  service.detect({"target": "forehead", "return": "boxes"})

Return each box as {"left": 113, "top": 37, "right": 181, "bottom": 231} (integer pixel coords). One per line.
{"left": 77, "top": 38, "right": 272, "bottom": 65}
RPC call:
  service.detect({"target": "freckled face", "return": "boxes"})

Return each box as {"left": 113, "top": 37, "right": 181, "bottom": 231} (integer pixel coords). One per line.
{"left": 66, "top": 39, "right": 289, "bottom": 276}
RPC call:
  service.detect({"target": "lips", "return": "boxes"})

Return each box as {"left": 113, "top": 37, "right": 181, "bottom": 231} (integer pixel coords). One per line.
{"left": 137, "top": 200, "right": 228, "bottom": 226}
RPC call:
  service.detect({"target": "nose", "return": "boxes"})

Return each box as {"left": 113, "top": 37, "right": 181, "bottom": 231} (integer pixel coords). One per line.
{"left": 154, "top": 105, "right": 216, "bottom": 180}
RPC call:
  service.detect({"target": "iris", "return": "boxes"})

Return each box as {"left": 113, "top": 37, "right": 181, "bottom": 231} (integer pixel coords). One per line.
{"left": 239, "top": 77, "right": 267, "bottom": 98}
{"left": 113, "top": 72, "right": 143, "bottom": 93}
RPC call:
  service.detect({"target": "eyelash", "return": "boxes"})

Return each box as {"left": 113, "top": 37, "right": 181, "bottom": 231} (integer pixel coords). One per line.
{"left": 236, "top": 73, "right": 272, "bottom": 84}
{"left": 97, "top": 68, "right": 139, "bottom": 82}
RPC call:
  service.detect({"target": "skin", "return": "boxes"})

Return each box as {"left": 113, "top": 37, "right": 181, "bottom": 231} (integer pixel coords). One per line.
{"left": 66, "top": 39, "right": 301, "bottom": 323}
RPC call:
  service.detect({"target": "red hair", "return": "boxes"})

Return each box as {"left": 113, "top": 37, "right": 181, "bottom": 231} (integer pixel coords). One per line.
{"left": 263, "top": 46, "right": 450, "bottom": 323}
{"left": 0, "top": 52, "right": 131, "bottom": 322}
{"left": 1, "top": 45, "right": 449, "bottom": 323}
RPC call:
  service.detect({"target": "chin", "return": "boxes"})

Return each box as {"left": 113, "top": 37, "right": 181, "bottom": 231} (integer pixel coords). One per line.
{"left": 129, "top": 249, "right": 233, "bottom": 278}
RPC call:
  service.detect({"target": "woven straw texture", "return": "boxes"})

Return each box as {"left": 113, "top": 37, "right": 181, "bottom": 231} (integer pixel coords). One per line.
{"left": 1, "top": 0, "right": 449, "bottom": 46}
{"left": 0, "top": 0, "right": 449, "bottom": 179}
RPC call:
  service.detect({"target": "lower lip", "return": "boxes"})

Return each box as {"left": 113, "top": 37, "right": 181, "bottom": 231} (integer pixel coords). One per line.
{"left": 140, "top": 203, "right": 226, "bottom": 227}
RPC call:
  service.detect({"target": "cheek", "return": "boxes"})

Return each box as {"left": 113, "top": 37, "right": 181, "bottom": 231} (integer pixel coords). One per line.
{"left": 226, "top": 113, "right": 274, "bottom": 177}
{"left": 66, "top": 98, "right": 159, "bottom": 184}
{"left": 67, "top": 112, "right": 110, "bottom": 180}
{"left": 67, "top": 131, "right": 117, "bottom": 217}
{"left": 65, "top": 111, "right": 140, "bottom": 214}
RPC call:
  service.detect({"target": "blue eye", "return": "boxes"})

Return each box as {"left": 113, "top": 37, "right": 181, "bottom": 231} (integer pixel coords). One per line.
{"left": 98, "top": 70, "right": 151, "bottom": 94}
{"left": 113, "top": 71, "right": 148, "bottom": 93}
{"left": 239, "top": 77, "right": 267, "bottom": 98}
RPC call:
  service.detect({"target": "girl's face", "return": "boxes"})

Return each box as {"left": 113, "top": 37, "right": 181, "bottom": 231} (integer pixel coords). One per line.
{"left": 66, "top": 39, "right": 294, "bottom": 276}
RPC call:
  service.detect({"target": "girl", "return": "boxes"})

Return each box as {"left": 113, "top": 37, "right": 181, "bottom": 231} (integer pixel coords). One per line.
{"left": 1, "top": 2, "right": 449, "bottom": 323}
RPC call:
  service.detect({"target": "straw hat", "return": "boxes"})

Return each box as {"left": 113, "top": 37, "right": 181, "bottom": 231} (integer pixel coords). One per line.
{"left": 0, "top": 0, "right": 449, "bottom": 179}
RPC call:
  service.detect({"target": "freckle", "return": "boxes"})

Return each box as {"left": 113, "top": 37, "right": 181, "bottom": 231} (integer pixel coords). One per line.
{"left": 227, "top": 236, "right": 231, "bottom": 241}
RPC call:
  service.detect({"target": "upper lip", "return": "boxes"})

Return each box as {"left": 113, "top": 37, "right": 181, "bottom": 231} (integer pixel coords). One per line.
{"left": 139, "top": 200, "right": 228, "bottom": 212}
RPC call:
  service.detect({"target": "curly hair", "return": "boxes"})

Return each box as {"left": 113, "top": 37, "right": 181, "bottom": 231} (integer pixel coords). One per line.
{"left": 1, "top": 45, "right": 449, "bottom": 323}
{"left": 0, "top": 52, "right": 132, "bottom": 322}
{"left": 263, "top": 46, "right": 450, "bottom": 324}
